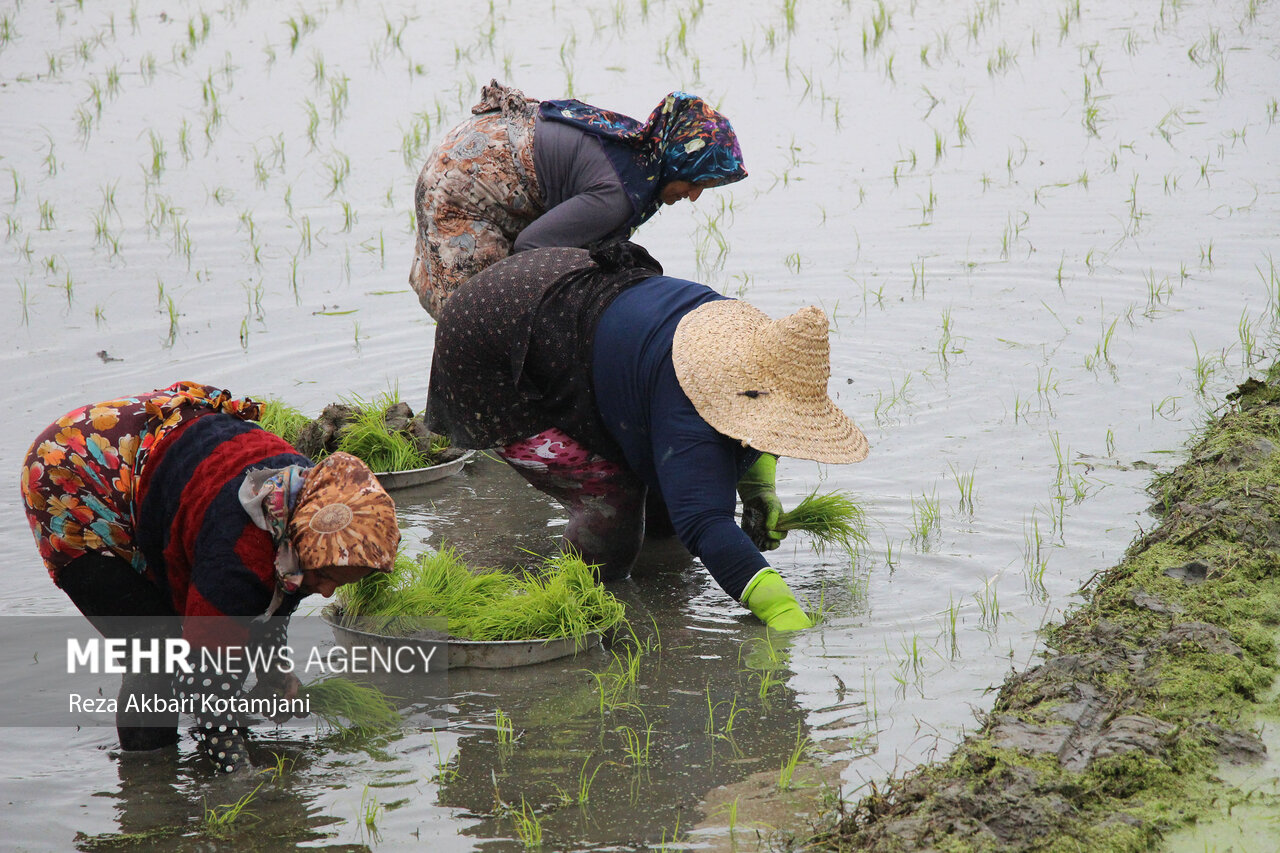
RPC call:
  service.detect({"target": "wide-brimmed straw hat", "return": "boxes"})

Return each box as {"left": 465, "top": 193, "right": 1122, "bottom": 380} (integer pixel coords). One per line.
{"left": 289, "top": 452, "right": 400, "bottom": 571}
{"left": 672, "top": 301, "right": 868, "bottom": 464}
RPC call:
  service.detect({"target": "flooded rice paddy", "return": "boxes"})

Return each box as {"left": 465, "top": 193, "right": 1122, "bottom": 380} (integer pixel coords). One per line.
{"left": 1, "top": 0, "right": 1278, "bottom": 849}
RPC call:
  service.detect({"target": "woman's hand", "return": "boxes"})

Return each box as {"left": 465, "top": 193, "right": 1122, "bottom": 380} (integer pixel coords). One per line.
{"left": 738, "top": 453, "right": 788, "bottom": 551}
{"left": 740, "top": 568, "right": 813, "bottom": 631}
{"left": 252, "top": 670, "right": 306, "bottom": 722}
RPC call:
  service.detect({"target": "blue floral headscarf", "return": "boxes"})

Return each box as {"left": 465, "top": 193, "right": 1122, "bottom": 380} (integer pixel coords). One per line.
{"left": 539, "top": 92, "right": 748, "bottom": 229}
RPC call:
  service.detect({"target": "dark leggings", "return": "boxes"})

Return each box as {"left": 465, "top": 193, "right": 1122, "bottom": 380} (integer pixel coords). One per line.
{"left": 59, "top": 553, "right": 182, "bottom": 751}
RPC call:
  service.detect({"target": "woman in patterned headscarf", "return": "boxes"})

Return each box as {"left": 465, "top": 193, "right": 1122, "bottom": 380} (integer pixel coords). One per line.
{"left": 19, "top": 381, "right": 400, "bottom": 774}
{"left": 409, "top": 79, "right": 748, "bottom": 318}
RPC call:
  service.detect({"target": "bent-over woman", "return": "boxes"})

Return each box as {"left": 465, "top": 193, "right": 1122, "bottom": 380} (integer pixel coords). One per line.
{"left": 20, "top": 381, "right": 401, "bottom": 773}
{"left": 409, "top": 80, "right": 747, "bottom": 318}
{"left": 425, "top": 245, "right": 868, "bottom": 630}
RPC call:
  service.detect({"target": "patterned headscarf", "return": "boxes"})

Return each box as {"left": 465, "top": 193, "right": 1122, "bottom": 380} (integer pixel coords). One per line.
{"left": 539, "top": 91, "right": 747, "bottom": 229}
{"left": 240, "top": 451, "right": 399, "bottom": 620}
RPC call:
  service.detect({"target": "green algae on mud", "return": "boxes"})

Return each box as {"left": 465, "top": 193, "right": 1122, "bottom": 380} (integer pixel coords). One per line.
{"left": 805, "top": 371, "right": 1280, "bottom": 852}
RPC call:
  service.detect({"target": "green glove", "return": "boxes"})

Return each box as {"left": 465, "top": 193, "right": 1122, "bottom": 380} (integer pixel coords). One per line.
{"left": 740, "top": 568, "right": 813, "bottom": 631}
{"left": 738, "top": 453, "right": 786, "bottom": 552}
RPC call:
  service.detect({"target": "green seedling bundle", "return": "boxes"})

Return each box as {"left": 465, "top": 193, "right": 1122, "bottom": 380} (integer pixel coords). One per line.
{"left": 301, "top": 676, "right": 400, "bottom": 736}
{"left": 336, "top": 548, "right": 626, "bottom": 642}
{"left": 777, "top": 490, "right": 867, "bottom": 553}
{"left": 256, "top": 389, "right": 452, "bottom": 473}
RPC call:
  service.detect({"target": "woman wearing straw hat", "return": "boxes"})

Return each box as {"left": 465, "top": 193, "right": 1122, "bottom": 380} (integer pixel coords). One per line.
{"left": 426, "top": 245, "right": 867, "bottom": 630}
{"left": 19, "top": 381, "right": 401, "bottom": 773}
{"left": 409, "top": 79, "right": 747, "bottom": 318}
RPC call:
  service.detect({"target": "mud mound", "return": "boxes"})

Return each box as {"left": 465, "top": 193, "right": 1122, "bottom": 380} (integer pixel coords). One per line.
{"left": 808, "top": 374, "right": 1280, "bottom": 852}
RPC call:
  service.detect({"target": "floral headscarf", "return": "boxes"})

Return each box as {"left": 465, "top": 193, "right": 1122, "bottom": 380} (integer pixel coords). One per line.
{"left": 539, "top": 91, "right": 748, "bottom": 229}
{"left": 239, "top": 452, "right": 399, "bottom": 620}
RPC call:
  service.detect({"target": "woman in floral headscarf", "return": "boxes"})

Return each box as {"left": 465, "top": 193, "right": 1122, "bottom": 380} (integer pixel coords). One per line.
{"left": 409, "top": 79, "right": 748, "bottom": 318}
{"left": 19, "top": 381, "right": 401, "bottom": 774}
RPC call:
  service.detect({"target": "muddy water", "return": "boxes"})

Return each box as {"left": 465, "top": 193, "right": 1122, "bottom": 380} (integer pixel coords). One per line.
{"left": 1, "top": 0, "right": 1278, "bottom": 849}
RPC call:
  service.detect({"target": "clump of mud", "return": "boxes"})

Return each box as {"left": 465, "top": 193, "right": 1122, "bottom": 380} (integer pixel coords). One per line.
{"left": 806, "top": 374, "right": 1280, "bottom": 852}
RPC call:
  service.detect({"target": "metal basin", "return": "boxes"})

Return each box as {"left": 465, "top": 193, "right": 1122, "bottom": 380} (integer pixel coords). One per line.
{"left": 374, "top": 449, "right": 476, "bottom": 491}
{"left": 321, "top": 605, "right": 601, "bottom": 670}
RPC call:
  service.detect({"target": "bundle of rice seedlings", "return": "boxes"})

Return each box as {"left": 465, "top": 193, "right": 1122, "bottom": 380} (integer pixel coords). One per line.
{"left": 333, "top": 390, "right": 432, "bottom": 474}
{"left": 256, "top": 388, "right": 453, "bottom": 473}
{"left": 776, "top": 490, "right": 868, "bottom": 554}
{"left": 255, "top": 398, "right": 310, "bottom": 447}
{"left": 336, "top": 548, "right": 626, "bottom": 642}
{"left": 462, "top": 553, "right": 625, "bottom": 642}
{"left": 301, "top": 677, "right": 400, "bottom": 736}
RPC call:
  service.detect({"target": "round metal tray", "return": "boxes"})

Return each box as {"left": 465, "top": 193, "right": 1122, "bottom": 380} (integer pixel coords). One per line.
{"left": 374, "top": 449, "right": 476, "bottom": 491}
{"left": 321, "top": 605, "right": 600, "bottom": 670}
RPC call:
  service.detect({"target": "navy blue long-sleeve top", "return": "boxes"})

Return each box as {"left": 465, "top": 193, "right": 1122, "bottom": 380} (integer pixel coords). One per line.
{"left": 591, "top": 275, "right": 768, "bottom": 600}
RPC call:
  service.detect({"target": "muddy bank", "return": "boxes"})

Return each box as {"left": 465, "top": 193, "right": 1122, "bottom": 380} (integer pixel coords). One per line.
{"left": 805, "top": 373, "right": 1280, "bottom": 852}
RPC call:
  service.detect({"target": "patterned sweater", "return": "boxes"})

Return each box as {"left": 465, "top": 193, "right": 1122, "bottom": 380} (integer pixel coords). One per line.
{"left": 136, "top": 413, "right": 309, "bottom": 771}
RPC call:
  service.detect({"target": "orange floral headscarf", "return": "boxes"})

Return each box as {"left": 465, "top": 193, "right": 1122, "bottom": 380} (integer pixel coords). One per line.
{"left": 290, "top": 452, "right": 400, "bottom": 572}
{"left": 240, "top": 452, "right": 398, "bottom": 620}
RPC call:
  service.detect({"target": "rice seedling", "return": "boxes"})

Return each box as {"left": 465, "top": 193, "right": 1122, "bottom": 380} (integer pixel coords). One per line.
{"left": 1084, "top": 316, "right": 1119, "bottom": 372}
{"left": 949, "top": 462, "right": 976, "bottom": 514}
{"left": 495, "top": 708, "right": 516, "bottom": 748}
{"left": 974, "top": 576, "right": 1000, "bottom": 631}
{"left": 329, "top": 74, "right": 350, "bottom": 126}
{"left": 429, "top": 731, "right": 459, "bottom": 783}
{"left": 163, "top": 294, "right": 180, "bottom": 346}
{"left": 937, "top": 307, "right": 964, "bottom": 365}
{"left": 265, "top": 751, "right": 294, "bottom": 780}
{"left": 954, "top": 102, "right": 972, "bottom": 145}
{"left": 202, "top": 782, "right": 263, "bottom": 838}
{"left": 1190, "top": 333, "right": 1223, "bottom": 397}
{"left": 654, "top": 815, "right": 685, "bottom": 852}
{"left": 616, "top": 712, "right": 654, "bottom": 766}
{"left": 325, "top": 150, "right": 350, "bottom": 195}
{"left": 573, "top": 756, "right": 603, "bottom": 805}
{"left": 37, "top": 199, "right": 54, "bottom": 230}
{"left": 942, "top": 593, "right": 960, "bottom": 659}
{"left": 300, "top": 676, "right": 400, "bottom": 736}
{"left": 861, "top": 0, "right": 891, "bottom": 55}
{"left": 776, "top": 490, "right": 867, "bottom": 554}
{"left": 899, "top": 632, "right": 928, "bottom": 679}
{"left": 303, "top": 98, "right": 320, "bottom": 147}
{"left": 360, "top": 786, "right": 383, "bottom": 831}
{"left": 987, "top": 43, "right": 1017, "bottom": 76}
{"left": 17, "top": 279, "right": 30, "bottom": 326}
{"left": 704, "top": 685, "right": 747, "bottom": 745}
{"left": 336, "top": 547, "right": 626, "bottom": 642}
{"left": 1201, "top": 239, "right": 1215, "bottom": 270}
{"left": 909, "top": 491, "right": 941, "bottom": 548}
{"left": 511, "top": 797, "right": 543, "bottom": 848}
{"left": 777, "top": 723, "right": 810, "bottom": 791}
{"left": 740, "top": 631, "right": 786, "bottom": 702}
{"left": 1024, "top": 516, "right": 1049, "bottom": 598}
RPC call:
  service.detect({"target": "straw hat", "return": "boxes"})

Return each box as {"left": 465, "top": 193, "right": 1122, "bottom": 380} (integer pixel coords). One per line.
{"left": 289, "top": 452, "right": 400, "bottom": 571}
{"left": 672, "top": 301, "right": 868, "bottom": 464}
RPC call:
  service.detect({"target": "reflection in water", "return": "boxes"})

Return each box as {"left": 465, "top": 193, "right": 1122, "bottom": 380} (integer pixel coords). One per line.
{"left": 81, "top": 740, "right": 354, "bottom": 851}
